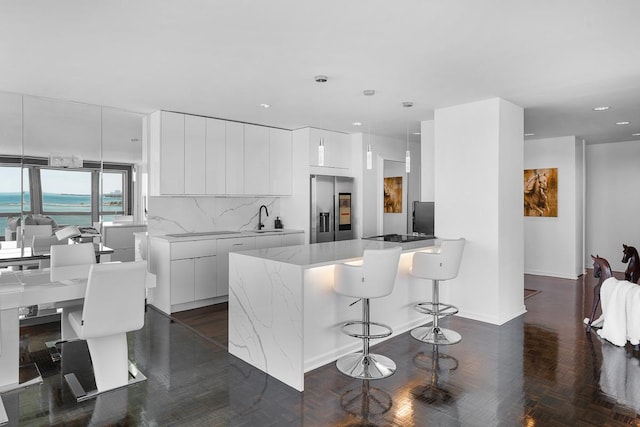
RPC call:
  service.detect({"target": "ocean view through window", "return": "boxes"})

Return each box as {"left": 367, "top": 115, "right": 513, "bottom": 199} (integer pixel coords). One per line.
{"left": 0, "top": 160, "right": 131, "bottom": 238}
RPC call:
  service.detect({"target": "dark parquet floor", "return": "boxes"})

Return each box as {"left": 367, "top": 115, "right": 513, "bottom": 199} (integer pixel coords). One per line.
{"left": 5, "top": 273, "right": 640, "bottom": 426}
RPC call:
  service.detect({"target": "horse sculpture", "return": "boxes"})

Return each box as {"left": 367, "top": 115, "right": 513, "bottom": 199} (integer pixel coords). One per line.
{"left": 585, "top": 254, "right": 612, "bottom": 332}
{"left": 622, "top": 244, "right": 640, "bottom": 284}
{"left": 524, "top": 172, "right": 548, "bottom": 216}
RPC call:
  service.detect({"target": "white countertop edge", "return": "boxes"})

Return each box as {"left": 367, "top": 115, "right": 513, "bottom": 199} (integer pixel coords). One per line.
{"left": 230, "top": 239, "right": 437, "bottom": 268}
{"left": 150, "top": 229, "right": 304, "bottom": 242}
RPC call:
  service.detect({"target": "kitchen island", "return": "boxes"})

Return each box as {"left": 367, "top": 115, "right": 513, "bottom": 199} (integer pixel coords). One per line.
{"left": 228, "top": 238, "right": 437, "bottom": 391}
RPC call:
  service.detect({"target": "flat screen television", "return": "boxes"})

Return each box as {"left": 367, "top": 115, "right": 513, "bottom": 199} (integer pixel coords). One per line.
{"left": 413, "top": 201, "right": 435, "bottom": 237}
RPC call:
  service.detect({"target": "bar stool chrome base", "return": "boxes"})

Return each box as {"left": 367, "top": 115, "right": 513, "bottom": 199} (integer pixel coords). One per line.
{"left": 411, "top": 326, "right": 461, "bottom": 345}
{"left": 336, "top": 352, "right": 397, "bottom": 380}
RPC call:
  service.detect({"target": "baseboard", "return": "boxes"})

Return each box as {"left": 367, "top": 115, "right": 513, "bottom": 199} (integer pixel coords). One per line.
{"left": 524, "top": 269, "right": 579, "bottom": 280}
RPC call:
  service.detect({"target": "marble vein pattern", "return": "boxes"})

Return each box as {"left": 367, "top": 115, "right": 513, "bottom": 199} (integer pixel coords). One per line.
{"left": 228, "top": 253, "right": 304, "bottom": 391}
{"left": 148, "top": 197, "right": 280, "bottom": 236}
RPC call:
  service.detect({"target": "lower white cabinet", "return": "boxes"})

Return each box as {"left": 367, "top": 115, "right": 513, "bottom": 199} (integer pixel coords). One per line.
{"left": 149, "top": 232, "right": 304, "bottom": 314}
{"left": 217, "top": 237, "right": 256, "bottom": 297}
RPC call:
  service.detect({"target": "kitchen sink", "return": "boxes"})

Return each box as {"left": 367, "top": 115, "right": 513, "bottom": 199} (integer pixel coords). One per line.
{"left": 166, "top": 231, "right": 241, "bottom": 237}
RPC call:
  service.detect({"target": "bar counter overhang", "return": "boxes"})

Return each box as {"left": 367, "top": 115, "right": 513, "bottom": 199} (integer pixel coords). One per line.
{"left": 228, "top": 238, "right": 437, "bottom": 391}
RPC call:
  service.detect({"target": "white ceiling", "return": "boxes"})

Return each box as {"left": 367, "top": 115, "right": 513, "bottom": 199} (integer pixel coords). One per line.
{"left": 2, "top": 0, "right": 639, "bottom": 145}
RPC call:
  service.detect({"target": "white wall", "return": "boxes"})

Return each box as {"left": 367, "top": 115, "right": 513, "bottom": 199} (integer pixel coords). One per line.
{"left": 524, "top": 136, "right": 583, "bottom": 278}
{"left": 435, "top": 98, "right": 524, "bottom": 325}
{"left": 362, "top": 134, "right": 421, "bottom": 237}
{"left": 586, "top": 140, "right": 640, "bottom": 272}
{"left": 420, "top": 120, "right": 434, "bottom": 202}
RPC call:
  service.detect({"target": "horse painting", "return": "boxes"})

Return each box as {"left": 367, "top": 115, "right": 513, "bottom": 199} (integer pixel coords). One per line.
{"left": 524, "top": 172, "right": 548, "bottom": 216}
{"left": 622, "top": 244, "right": 640, "bottom": 284}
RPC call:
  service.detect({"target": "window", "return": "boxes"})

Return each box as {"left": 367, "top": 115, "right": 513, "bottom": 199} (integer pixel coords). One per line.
{"left": 101, "top": 171, "right": 126, "bottom": 222}
{"left": 0, "top": 157, "right": 132, "bottom": 239}
{"left": 0, "top": 166, "right": 31, "bottom": 232}
{"left": 40, "top": 168, "right": 92, "bottom": 226}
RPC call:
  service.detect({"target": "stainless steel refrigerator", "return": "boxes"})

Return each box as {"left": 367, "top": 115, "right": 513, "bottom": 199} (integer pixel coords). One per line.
{"left": 310, "top": 175, "right": 354, "bottom": 243}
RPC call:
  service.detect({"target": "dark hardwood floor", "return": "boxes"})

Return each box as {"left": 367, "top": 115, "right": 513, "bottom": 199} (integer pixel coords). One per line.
{"left": 6, "top": 273, "right": 640, "bottom": 426}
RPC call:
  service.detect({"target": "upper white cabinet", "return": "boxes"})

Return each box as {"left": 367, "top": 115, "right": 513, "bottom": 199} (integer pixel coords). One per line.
{"left": 205, "top": 118, "right": 226, "bottom": 195}
{"left": 244, "top": 124, "right": 270, "bottom": 195}
{"left": 159, "top": 111, "right": 185, "bottom": 195}
{"left": 0, "top": 92, "right": 23, "bottom": 156}
{"left": 225, "top": 121, "right": 245, "bottom": 195}
{"left": 149, "top": 110, "right": 292, "bottom": 196}
{"left": 269, "top": 128, "right": 292, "bottom": 195}
{"left": 184, "top": 114, "right": 206, "bottom": 195}
{"left": 308, "top": 128, "right": 350, "bottom": 169}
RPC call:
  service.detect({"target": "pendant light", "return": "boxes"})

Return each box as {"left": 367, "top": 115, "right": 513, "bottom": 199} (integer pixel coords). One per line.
{"left": 403, "top": 101, "right": 413, "bottom": 173}
{"left": 365, "top": 89, "right": 375, "bottom": 170}
{"left": 318, "top": 137, "right": 325, "bottom": 166}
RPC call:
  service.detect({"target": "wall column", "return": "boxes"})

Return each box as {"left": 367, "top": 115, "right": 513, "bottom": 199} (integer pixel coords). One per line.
{"left": 434, "top": 98, "right": 525, "bottom": 325}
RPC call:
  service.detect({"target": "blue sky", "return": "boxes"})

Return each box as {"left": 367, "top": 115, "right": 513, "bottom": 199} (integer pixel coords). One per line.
{"left": 0, "top": 167, "right": 121, "bottom": 194}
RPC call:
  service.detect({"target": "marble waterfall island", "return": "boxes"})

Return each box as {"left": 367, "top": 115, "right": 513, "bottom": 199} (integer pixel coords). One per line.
{"left": 228, "top": 239, "right": 436, "bottom": 391}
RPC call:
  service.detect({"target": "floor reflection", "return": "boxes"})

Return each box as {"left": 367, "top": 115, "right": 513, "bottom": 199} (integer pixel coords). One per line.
{"left": 598, "top": 339, "right": 640, "bottom": 412}
{"left": 339, "top": 380, "right": 392, "bottom": 426}
{"left": 411, "top": 345, "right": 458, "bottom": 406}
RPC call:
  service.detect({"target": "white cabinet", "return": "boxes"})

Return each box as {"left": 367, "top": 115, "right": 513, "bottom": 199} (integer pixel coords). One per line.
{"left": 282, "top": 232, "right": 305, "bottom": 247}
{"left": 255, "top": 234, "right": 281, "bottom": 249}
{"left": 159, "top": 111, "right": 185, "bottom": 195}
{"left": 308, "top": 128, "right": 351, "bottom": 169}
{"left": 170, "top": 258, "right": 194, "bottom": 305}
{"left": 269, "top": 128, "right": 292, "bottom": 195}
{"left": 185, "top": 114, "right": 206, "bottom": 194}
{"left": 194, "top": 256, "right": 217, "bottom": 300}
{"left": 205, "top": 118, "right": 226, "bottom": 195}
{"left": 149, "top": 110, "right": 293, "bottom": 196}
{"left": 226, "top": 121, "right": 245, "bottom": 195}
{"left": 217, "top": 236, "right": 255, "bottom": 296}
{"left": 244, "top": 124, "right": 270, "bottom": 195}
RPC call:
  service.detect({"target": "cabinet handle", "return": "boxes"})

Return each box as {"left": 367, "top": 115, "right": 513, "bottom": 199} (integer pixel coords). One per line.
{"left": 232, "top": 243, "right": 244, "bottom": 246}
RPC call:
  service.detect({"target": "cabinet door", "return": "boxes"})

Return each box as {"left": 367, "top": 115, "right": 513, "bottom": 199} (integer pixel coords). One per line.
{"left": 205, "top": 118, "right": 226, "bottom": 194}
{"left": 194, "top": 255, "right": 217, "bottom": 300}
{"left": 308, "top": 128, "right": 350, "bottom": 169}
{"left": 160, "top": 111, "right": 185, "bottom": 194}
{"left": 282, "top": 233, "right": 305, "bottom": 247}
{"left": 170, "top": 258, "right": 194, "bottom": 305}
{"left": 244, "top": 124, "right": 270, "bottom": 195}
{"left": 225, "top": 121, "right": 244, "bottom": 194}
{"left": 216, "top": 237, "right": 255, "bottom": 296}
{"left": 185, "top": 114, "right": 206, "bottom": 194}
{"left": 269, "top": 128, "right": 292, "bottom": 195}
{"left": 255, "top": 234, "right": 281, "bottom": 249}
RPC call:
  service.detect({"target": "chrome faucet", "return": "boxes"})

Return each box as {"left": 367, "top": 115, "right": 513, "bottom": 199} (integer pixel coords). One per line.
{"left": 258, "top": 205, "right": 269, "bottom": 230}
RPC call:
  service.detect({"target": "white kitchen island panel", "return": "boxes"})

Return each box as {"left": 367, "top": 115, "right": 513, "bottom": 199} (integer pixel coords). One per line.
{"left": 228, "top": 239, "right": 435, "bottom": 391}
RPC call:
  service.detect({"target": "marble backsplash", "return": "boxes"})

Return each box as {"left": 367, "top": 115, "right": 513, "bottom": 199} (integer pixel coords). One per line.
{"left": 147, "top": 196, "right": 281, "bottom": 237}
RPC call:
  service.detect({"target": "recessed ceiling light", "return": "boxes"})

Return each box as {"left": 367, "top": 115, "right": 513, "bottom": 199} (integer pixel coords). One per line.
{"left": 593, "top": 106, "right": 610, "bottom": 111}
{"left": 259, "top": 103, "right": 270, "bottom": 108}
{"left": 363, "top": 89, "right": 375, "bottom": 96}
{"left": 633, "top": 133, "right": 640, "bottom": 136}
{"left": 352, "top": 122, "right": 362, "bottom": 126}
{"left": 314, "top": 75, "right": 328, "bottom": 83}
{"left": 412, "top": 132, "right": 421, "bottom": 135}
{"left": 402, "top": 101, "right": 414, "bottom": 108}
{"left": 616, "top": 121, "right": 630, "bottom": 125}
{"left": 524, "top": 133, "right": 535, "bottom": 137}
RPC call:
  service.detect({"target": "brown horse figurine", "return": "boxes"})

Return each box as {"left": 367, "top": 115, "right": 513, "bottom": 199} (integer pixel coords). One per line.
{"left": 586, "top": 254, "right": 613, "bottom": 332}
{"left": 622, "top": 244, "right": 640, "bottom": 283}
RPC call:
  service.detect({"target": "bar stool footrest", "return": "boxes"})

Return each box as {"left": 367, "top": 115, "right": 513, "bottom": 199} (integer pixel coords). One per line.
{"left": 341, "top": 320, "right": 393, "bottom": 340}
{"left": 414, "top": 301, "right": 459, "bottom": 317}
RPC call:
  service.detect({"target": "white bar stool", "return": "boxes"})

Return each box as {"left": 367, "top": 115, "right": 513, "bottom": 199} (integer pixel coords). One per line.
{"left": 334, "top": 246, "right": 402, "bottom": 380}
{"left": 410, "top": 238, "right": 465, "bottom": 345}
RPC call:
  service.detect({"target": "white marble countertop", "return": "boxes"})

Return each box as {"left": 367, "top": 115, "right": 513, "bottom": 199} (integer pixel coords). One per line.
{"left": 151, "top": 228, "right": 303, "bottom": 243}
{"left": 233, "top": 238, "right": 437, "bottom": 268}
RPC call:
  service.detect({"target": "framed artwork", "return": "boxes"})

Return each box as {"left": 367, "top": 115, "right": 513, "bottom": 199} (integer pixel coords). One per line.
{"left": 524, "top": 168, "right": 558, "bottom": 217}
{"left": 384, "top": 176, "right": 403, "bottom": 213}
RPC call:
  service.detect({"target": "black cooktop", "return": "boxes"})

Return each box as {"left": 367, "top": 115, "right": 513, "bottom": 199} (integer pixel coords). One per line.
{"left": 364, "top": 234, "right": 435, "bottom": 243}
